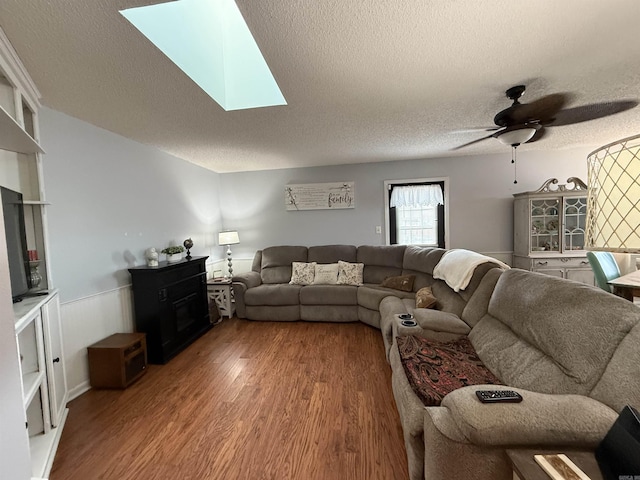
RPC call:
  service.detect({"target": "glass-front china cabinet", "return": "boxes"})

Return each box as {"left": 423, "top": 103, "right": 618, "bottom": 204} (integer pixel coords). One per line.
{"left": 513, "top": 178, "right": 594, "bottom": 285}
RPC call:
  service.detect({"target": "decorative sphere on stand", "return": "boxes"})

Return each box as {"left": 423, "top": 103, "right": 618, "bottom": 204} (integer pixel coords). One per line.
{"left": 183, "top": 238, "right": 194, "bottom": 259}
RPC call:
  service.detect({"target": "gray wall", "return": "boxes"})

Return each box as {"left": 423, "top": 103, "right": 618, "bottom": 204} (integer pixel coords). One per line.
{"left": 219, "top": 148, "right": 591, "bottom": 261}
{"left": 39, "top": 108, "right": 223, "bottom": 303}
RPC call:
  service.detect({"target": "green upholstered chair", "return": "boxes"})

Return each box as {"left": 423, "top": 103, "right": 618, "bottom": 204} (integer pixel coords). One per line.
{"left": 586, "top": 251, "right": 620, "bottom": 293}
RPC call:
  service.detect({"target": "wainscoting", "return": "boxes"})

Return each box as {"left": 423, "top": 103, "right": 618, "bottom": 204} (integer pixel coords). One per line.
{"left": 62, "top": 286, "right": 136, "bottom": 400}
{"left": 61, "top": 257, "right": 237, "bottom": 400}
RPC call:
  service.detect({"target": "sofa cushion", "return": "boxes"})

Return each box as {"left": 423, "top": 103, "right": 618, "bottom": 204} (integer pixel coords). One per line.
{"left": 431, "top": 279, "right": 466, "bottom": 317}
{"left": 290, "top": 262, "right": 316, "bottom": 285}
{"left": 308, "top": 244, "right": 357, "bottom": 263}
{"left": 261, "top": 246, "right": 308, "bottom": 284}
{"left": 262, "top": 266, "right": 298, "bottom": 284}
{"left": 381, "top": 274, "right": 416, "bottom": 292}
{"left": 358, "top": 245, "right": 405, "bottom": 284}
{"left": 337, "top": 261, "right": 364, "bottom": 285}
{"left": 432, "top": 249, "right": 508, "bottom": 293}
{"left": 415, "top": 286, "right": 437, "bottom": 309}
{"left": 244, "top": 284, "right": 302, "bottom": 306}
{"left": 300, "top": 305, "right": 359, "bottom": 322}
{"left": 460, "top": 268, "right": 502, "bottom": 327}
{"left": 245, "top": 305, "right": 300, "bottom": 321}
{"left": 397, "top": 335, "right": 502, "bottom": 407}
{"left": 411, "top": 310, "right": 471, "bottom": 335}
{"left": 402, "top": 246, "right": 447, "bottom": 291}
{"left": 312, "top": 263, "right": 339, "bottom": 284}
{"left": 251, "top": 250, "right": 262, "bottom": 272}
{"left": 457, "top": 262, "right": 501, "bottom": 303}
{"left": 358, "top": 284, "right": 414, "bottom": 311}
{"left": 300, "top": 285, "right": 357, "bottom": 305}
{"left": 591, "top": 322, "right": 640, "bottom": 412}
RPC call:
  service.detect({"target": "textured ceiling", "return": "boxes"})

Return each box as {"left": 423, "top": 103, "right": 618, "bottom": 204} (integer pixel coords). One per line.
{"left": 1, "top": 1, "right": 640, "bottom": 173}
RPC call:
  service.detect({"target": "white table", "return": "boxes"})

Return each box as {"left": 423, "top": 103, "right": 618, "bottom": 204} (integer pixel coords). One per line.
{"left": 608, "top": 270, "right": 640, "bottom": 301}
{"left": 207, "top": 279, "right": 235, "bottom": 319}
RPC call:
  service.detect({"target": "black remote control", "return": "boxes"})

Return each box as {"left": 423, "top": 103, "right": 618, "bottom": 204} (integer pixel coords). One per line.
{"left": 475, "top": 390, "right": 523, "bottom": 403}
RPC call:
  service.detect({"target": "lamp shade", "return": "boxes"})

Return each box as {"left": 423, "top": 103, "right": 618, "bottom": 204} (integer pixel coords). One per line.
{"left": 218, "top": 230, "right": 240, "bottom": 245}
{"left": 586, "top": 134, "right": 640, "bottom": 253}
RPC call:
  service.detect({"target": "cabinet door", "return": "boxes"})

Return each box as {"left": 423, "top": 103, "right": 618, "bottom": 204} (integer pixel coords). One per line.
{"left": 17, "top": 312, "right": 51, "bottom": 435}
{"left": 562, "top": 196, "right": 587, "bottom": 253}
{"left": 530, "top": 198, "right": 560, "bottom": 253}
{"left": 41, "top": 294, "right": 68, "bottom": 427}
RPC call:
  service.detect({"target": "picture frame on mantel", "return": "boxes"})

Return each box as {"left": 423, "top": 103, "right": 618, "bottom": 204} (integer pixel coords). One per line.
{"left": 285, "top": 182, "right": 355, "bottom": 211}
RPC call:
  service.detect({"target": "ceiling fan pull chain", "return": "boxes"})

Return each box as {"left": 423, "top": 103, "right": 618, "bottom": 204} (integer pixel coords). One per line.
{"left": 512, "top": 146, "right": 518, "bottom": 184}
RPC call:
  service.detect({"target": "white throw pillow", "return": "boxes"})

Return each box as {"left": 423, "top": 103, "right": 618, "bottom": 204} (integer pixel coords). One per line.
{"left": 313, "top": 263, "right": 340, "bottom": 284}
{"left": 337, "top": 260, "right": 364, "bottom": 285}
{"left": 289, "top": 262, "right": 316, "bottom": 285}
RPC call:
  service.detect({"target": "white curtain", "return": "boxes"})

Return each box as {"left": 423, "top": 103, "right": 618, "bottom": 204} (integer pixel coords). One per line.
{"left": 390, "top": 184, "right": 443, "bottom": 208}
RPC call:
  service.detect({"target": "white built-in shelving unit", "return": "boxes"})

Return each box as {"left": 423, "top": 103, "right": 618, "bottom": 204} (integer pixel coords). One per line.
{"left": 0, "top": 27, "right": 68, "bottom": 479}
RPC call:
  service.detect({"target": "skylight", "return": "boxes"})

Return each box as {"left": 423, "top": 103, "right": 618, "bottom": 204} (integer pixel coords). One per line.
{"left": 120, "top": 0, "right": 286, "bottom": 111}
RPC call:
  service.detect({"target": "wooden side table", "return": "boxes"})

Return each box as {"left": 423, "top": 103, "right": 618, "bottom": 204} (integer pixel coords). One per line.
{"left": 207, "top": 278, "right": 235, "bottom": 319}
{"left": 507, "top": 449, "right": 603, "bottom": 480}
{"left": 87, "top": 333, "right": 147, "bottom": 388}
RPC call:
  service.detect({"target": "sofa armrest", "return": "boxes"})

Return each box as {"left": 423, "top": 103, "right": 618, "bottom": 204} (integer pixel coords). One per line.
{"left": 232, "top": 271, "right": 262, "bottom": 289}
{"left": 427, "top": 385, "right": 617, "bottom": 448}
{"left": 231, "top": 272, "right": 262, "bottom": 318}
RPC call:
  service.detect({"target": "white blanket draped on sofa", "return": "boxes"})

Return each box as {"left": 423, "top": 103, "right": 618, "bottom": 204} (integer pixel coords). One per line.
{"left": 433, "top": 249, "right": 510, "bottom": 292}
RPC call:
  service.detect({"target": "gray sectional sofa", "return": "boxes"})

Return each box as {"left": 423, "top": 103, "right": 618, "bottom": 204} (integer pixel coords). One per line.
{"left": 232, "top": 245, "right": 640, "bottom": 480}
{"left": 232, "top": 244, "right": 498, "bottom": 328}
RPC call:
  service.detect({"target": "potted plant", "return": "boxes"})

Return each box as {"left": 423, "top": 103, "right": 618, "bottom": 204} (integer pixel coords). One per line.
{"left": 161, "top": 245, "right": 185, "bottom": 263}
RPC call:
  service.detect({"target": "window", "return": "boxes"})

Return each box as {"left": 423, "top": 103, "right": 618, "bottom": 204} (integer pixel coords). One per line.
{"left": 385, "top": 179, "right": 447, "bottom": 248}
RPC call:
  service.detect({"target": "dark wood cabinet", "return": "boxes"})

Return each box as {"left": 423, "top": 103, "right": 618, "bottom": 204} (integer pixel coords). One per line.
{"left": 128, "top": 256, "right": 211, "bottom": 364}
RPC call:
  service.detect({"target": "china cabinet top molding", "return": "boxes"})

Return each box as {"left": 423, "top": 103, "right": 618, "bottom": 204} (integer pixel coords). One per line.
{"left": 514, "top": 177, "right": 587, "bottom": 197}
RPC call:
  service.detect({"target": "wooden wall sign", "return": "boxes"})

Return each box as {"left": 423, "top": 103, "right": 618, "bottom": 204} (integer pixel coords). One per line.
{"left": 285, "top": 182, "right": 355, "bottom": 210}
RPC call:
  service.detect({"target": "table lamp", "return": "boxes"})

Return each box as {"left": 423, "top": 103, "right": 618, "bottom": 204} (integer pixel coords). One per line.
{"left": 218, "top": 230, "right": 240, "bottom": 277}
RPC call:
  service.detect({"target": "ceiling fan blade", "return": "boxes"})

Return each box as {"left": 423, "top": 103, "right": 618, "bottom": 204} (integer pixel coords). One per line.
{"left": 547, "top": 100, "right": 638, "bottom": 127}
{"left": 494, "top": 93, "right": 569, "bottom": 127}
{"left": 451, "top": 130, "right": 503, "bottom": 150}
{"left": 510, "top": 93, "right": 569, "bottom": 124}
{"left": 449, "top": 126, "right": 501, "bottom": 134}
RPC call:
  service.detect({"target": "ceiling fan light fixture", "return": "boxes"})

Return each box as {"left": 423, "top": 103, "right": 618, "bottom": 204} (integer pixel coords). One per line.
{"left": 496, "top": 126, "right": 538, "bottom": 147}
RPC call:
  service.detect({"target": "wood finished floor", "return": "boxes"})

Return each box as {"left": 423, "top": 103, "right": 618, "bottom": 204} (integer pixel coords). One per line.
{"left": 50, "top": 318, "right": 409, "bottom": 480}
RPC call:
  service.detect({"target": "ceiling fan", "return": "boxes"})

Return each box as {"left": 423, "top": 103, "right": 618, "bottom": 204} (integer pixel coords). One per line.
{"left": 452, "top": 85, "right": 638, "bottom": 182}
{"left": 453, "top": 85, "right": 638, "bottom": 150}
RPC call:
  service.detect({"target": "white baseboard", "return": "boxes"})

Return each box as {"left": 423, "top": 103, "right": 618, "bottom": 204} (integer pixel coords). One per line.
{"left": 67, "top": 382, "right": 91, "bottom": 402}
